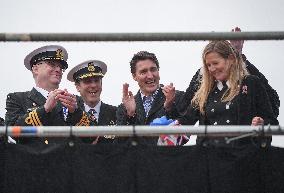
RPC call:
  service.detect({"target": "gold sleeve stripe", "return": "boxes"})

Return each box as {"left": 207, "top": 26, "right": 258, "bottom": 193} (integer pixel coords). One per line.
{"left": 30, "top": 111, "right": 39, "bottom": 126}
{"left": 76, "top": 111, "right": 90, "bottom": 126}
{"left": 33, "top": 109, "right": 42, "bottom": 125}
{"left": 25, "top": 109, "right": 42, "bottom": 126}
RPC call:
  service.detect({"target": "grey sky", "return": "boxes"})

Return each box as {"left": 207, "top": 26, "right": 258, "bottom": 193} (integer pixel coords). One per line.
{"left": 0, "top": 0, "right": 283, "bottom": 144}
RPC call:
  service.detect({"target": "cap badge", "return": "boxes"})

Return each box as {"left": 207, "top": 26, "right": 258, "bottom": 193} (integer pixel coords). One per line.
{"left": 87, "top": 62, "right": 95, "bottom": 72}
{"left": 56, "top": 49, "right": 64, "bottom": 60}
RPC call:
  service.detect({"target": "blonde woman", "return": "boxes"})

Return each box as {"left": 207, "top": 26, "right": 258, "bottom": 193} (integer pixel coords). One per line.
{"left": 179, "top": 40, "right": 278, "bottom": 147}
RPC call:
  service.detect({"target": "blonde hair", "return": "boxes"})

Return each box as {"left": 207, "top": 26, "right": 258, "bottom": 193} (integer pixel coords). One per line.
{"left": 192, "top": 40, "right": 249, "bottom": 115}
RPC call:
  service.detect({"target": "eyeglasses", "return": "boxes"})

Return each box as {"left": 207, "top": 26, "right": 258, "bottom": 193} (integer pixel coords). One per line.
{"left": 44, "top": 61, "right": 65, "bottom": 72}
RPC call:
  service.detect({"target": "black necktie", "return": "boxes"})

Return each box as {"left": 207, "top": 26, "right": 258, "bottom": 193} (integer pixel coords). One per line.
{"left": 88, "top": 109, "right": 98, "bottom": 125}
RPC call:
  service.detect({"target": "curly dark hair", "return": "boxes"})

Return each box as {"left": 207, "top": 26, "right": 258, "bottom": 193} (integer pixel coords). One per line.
{"left": 129, "top": 51, "right": 159, "bottom": 74}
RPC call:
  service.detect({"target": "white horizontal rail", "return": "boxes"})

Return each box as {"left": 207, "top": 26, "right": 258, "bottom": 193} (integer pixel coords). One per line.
{"left": 1, "top": 32, "right": 284, "bottom": 42}
{"left": 0, "top": 125, "right": 283, "bottom": 137}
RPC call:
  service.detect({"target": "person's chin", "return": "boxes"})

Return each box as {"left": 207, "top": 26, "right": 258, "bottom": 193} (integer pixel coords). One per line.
{"left": 87, "top": 96, "right": 98, "bottom": 102}
{"left": 147, "top": 86, "right": 158, "bottom": 93}
{"left": 214, "top": 76, "right": 225, "bottom": 81}
{"left": 51, "top": 76, "right": 62, "bottom": 82}
{"left": 51, "top": 79, "right": 61, "bottom": 85}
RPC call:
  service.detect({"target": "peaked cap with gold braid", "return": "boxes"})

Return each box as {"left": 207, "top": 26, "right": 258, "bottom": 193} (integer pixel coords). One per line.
{"left": 67, "top": 60, "right": 107, "bottom": 82}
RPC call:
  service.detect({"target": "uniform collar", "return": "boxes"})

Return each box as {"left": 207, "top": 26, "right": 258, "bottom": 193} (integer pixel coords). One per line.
{"left": 216, "top": 80, "right": 230, "bottom": 91}
{"left": 84, "top": 100, "right": 101, "bottom": 118}
{"left": 34, "top": 86, "right": 49, "bottom": 99}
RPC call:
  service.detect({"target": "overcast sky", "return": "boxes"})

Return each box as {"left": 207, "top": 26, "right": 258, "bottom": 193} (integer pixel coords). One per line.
{"left": 0, "top": 0, "right": 283, "bottom": 145}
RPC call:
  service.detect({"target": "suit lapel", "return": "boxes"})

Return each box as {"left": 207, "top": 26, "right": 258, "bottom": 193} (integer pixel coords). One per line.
{"left": 54, "top": 101, "right": 64, "bottom": 114}
{"left": 77, "top": 96, "right": 85, "bottom": 112}
{"left": 147, "top": 88, "right": 164, "bottom": 118}
{"left": 134, "top": 88, "right": 164, "bottom": 122}
{"left": 98, "top": 102, "right": 105, "bottom": 124}
{"left": 135, "top": 92, "right": 147, "bottom": 122}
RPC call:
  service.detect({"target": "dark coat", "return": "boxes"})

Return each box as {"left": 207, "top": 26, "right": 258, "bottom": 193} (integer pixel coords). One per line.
{"left": 179, "top": 75, "right": 278, "bottom": 147}
{"left": 179, "top": 75, "right": 279, "bottom": 126}
{"left": 5, "top": 88, "right": 90, "bottom": 145}
{"left": 77, "top": 97, "right": 117, "bottom": 144}
{"left": 116, "top": 87, "right": 184, "bottom": 145}
{"left": 180, "top": 59, "right": 280, "bottom": 117}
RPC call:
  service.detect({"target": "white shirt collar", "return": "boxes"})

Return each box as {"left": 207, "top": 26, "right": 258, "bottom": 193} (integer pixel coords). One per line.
{"left": 216, "top": 80, "right": 230, "bottom": 91}
{"left": 34, "top": 86, "right": 49, "bottom": 99}
{"left": 84, "top": 101, "right": 101, "bottom": 119}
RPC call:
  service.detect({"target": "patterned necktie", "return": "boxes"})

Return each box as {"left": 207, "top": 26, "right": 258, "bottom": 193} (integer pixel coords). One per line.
{"left": 62, "top": 106, "right": 68, "bottom": 121}
{"left": 143, "top": 96, "right": 153, "bottom": 117}
{"left": 88, "top": 109, "right": 97, "bottom": 124}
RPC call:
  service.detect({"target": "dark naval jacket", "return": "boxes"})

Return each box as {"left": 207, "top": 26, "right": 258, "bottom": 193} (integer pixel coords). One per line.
{"left": 180, "top": 58, "right": 280, "bottom": 117}
{"left": 5, "top": 88, "right": 90, "bottom": 145}
{"left": 179, "top": 75, "right": 279, "bottom": 147}
{"left": 77, "top": 97, "right": 117, "bottom": 144}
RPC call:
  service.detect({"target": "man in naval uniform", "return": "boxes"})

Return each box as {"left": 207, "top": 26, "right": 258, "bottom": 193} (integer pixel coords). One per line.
{"left": 67, "top": 60, "right": 117, "bottom": 144}
{"left": 5, "top": 45, "right": 90, "bottom": 145}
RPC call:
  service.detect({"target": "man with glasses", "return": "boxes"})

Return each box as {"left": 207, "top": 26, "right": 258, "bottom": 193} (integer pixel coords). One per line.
{"left": 5, "top": 45, "right": 90, "bottom": 144}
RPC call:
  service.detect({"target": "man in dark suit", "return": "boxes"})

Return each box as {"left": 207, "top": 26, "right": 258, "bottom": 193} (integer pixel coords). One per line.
{"left": 116, "top": 51, "right": 185, "bottom": 145}
{"left": 67, "top": 60, "right": 117, "bottom": 144}
{"left": 5, "top": 45, "right": 90, "bottom": 145}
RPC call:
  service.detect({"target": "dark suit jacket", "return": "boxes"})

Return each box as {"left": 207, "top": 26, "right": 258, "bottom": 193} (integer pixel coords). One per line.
{"left": 77, "top": 97, "right": 117, "bottom": 144}
{"left": 5, "top": 88, "right": 90, "bottom": 145}
{"left": 116, "top": 87, "right": 184, "bottom": 145}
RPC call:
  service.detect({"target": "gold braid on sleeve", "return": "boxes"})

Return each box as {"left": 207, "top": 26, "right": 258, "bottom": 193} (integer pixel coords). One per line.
{"left": 75, "top": 111, "right": 90, "bottom": 126}
{"left": 25, "top": 109, "right": 43, "bottom": 126}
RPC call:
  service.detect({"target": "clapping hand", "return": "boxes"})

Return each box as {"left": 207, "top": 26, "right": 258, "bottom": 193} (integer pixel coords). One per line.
{"left": 122, "top": 83, "right": 136, "bottom": 117}
{"left": 162, "top": 83, "right": 176, "bottom": 111}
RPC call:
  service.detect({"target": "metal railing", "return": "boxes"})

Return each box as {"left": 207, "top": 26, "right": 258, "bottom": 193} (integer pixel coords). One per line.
{"left": 0, "top": 125, "right": 283, "bottom": 137}
{"left": 1, "top": 32, "right": 284, "bottom": 42}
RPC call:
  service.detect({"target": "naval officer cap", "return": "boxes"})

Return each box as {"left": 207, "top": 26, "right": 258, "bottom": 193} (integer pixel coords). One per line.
{"left": 24, "top": 45, "right": 68, "bottom": 71}
{"left": 67, "top": 60, "right": 107, "bottom": 82}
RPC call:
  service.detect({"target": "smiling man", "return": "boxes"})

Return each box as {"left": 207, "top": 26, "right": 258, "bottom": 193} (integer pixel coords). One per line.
{"left": 67, "top": 60, "right": 117, "bottom": 144}
{"left": 116, "top": 51, "right": 186, "bottom": 145}
{"left": 5, "top": 45, "right": 89, "bottom": 145}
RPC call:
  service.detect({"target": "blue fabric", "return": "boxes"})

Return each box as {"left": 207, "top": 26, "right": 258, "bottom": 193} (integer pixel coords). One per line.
{"left": 150, "top": 116, "right": 175, "bottom": 126}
